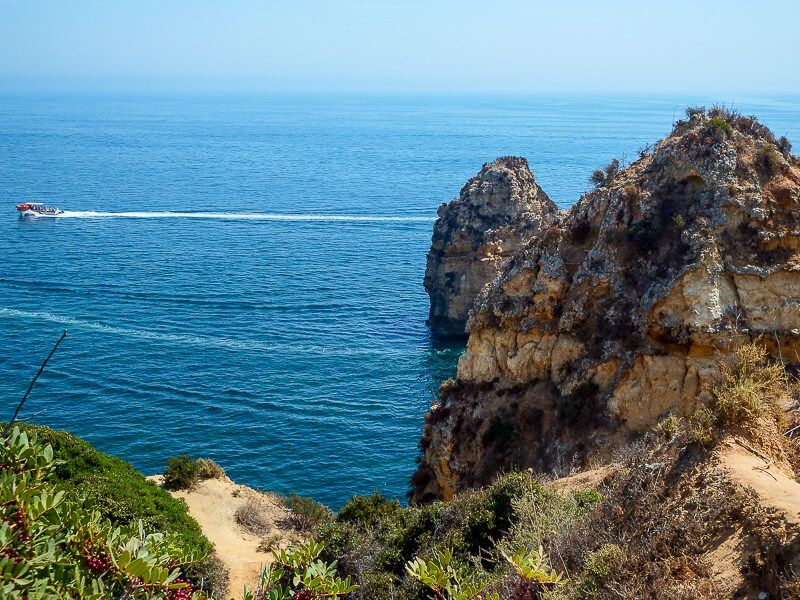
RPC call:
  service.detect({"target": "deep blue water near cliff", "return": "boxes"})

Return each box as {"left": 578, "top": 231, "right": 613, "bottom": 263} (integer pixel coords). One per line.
{"left": 1, "top": 95, "right": 798, "bottom": 507}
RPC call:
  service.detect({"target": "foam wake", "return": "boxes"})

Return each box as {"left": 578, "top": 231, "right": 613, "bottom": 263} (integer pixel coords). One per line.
{"left": 0, "top": 307, "right": 404, "bottom": 356}
{"left": 57, "top": 211, "right": 433, "bottom": 223}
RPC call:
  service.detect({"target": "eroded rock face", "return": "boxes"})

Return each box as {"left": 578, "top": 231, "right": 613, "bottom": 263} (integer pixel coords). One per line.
{"left": 412, "top": 112, "right": 800, "bottom": 502}
{"left": 424, "top": 157, "right": 558, "bottom": 337}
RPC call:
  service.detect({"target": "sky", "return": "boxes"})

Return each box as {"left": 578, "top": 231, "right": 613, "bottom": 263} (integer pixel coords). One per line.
{"left": 1, "top": 0, "right": 799, "bottom": 95}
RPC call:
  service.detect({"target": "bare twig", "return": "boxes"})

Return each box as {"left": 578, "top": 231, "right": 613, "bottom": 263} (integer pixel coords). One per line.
{"left": 3, "top": 329, "right": 67, "bottom": 438}
{"left": 753, "top": 465, "right": 779, "bottom": 481}
{"left": 733, "top": 437, "right": 772, "bottom": 467}
{"left": 783, "top": 423, "right": 800, "bottom": 437}
{"left": 17, "top": 410, "right": 47, "bottom": 422}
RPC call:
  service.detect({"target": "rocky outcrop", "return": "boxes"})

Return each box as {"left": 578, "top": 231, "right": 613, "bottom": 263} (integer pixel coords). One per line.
{"left": 424, "top": 157, "right": 558, "bottom": 337}
{"left": 413, "top": 110, "right": 799, "bottom": 502}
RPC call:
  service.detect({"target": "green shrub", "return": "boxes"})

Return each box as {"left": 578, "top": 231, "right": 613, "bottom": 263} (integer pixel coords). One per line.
{"left": 713, "top": 343, "right": 788, "bottom": 428}
{"left": 686, "top": 343, "right": 790, "bottom": 446}
{"left": 284, "top": 494, "right": 334, "bottom": 534}
{"left": 707, "top": 116, "right": 733, "bottom": 137}
{"left": 17, "top": 425, "right": 221, "bottom": 595}
{"left": 337, "top": 493, "right": 403, "bottom": 526}
{"left": 501, "top": 477, "right": 598, "bottom": 556}
{"left": 1, "top": 427, "right": 207, "bottom": 598}
{"left": 654, "top": 414, "right": 682, "bottom": 439}
{"left": 688, "top": 405, "right": 717, "bottom": 445}
{"left": 245, "top": 541, "right": 357, "bottom": 600}
{"left": 318, "top": 471, "right": 598, "bottom": 600}
{"left": 572, "top": 544, "right": 625, "bottom": 598}
{"left": 164, "top": 454, "right": 202, "bottom": 490}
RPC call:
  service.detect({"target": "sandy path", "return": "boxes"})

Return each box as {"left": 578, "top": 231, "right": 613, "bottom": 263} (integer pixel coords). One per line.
{"left": 149, "top": 476, "right": 293, "bottom": 599}
{"left": 718, "top": 442, "right": 800, "bottom": 525}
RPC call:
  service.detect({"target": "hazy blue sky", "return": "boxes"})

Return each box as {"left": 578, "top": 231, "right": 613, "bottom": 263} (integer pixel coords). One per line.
{"left": 2, "top": 0, "right": 798, "bottom": 94}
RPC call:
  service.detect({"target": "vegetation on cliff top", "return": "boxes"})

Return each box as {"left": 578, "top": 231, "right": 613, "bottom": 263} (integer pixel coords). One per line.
{"left": 0, "top": 426, "right": 209, "bottom": 598}
{"left": 15, "top": 424, "right": 227, "bottom": 597}
{"left": 274, "top": 473, "right": 602, "bottom": 600}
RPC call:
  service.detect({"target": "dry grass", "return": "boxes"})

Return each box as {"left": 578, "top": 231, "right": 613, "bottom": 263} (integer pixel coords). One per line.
{"left": 234, "top": 498, "right": 272, "bottom": 536}
{"left": 689, "top": 343, "right": 792, "bottom": 444}
{"left": 256, "top": 531, "right": 284, "bottom": 554}
{"left": 549, "top": 440, "right": 751, "bottom": 599}
{"left": 197, "top": 458, "right": 226, "bottom": 480}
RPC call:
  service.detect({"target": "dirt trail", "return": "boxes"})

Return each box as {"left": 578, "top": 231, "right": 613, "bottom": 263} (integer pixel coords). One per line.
{"left": 149, "top": 476, "right": 293, "bottom": 599}
{"left": 718, "top": 441, "right": 800, "bottom": 526}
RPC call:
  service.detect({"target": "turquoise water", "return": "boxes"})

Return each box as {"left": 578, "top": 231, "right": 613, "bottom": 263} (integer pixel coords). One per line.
{"left": 1, "top": 95, "right": 798, "bottom": 506}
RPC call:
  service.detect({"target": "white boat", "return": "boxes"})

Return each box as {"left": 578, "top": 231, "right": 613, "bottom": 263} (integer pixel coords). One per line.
{"left": 16, "top": 202, "right": 64, "bottom": 217}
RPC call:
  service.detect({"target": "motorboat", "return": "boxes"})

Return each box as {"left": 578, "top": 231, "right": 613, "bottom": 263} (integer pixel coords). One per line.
{"left": 16, "top": 202, "right": 64, "bottom": 217}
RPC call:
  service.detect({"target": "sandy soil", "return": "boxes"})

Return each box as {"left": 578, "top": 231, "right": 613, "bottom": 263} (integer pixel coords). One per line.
{"left": 718, "top": 440, "right": 800, "bottom": 525}
{"left": 149, "top": 475, "right": 294, "bottom": 599}
{"left": 551, "top": 465, "right": 615, "bottom": 492}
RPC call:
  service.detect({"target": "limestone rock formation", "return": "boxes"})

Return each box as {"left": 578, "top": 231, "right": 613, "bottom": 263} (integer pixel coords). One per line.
{"left": 413, "top": 109, "right": 799, "bottom": 502}
{"left": 424, "top": 157, "right": 558, "bottom": 337}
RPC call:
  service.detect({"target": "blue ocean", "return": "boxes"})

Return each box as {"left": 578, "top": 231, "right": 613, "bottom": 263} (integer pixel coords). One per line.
{"left": 1, "top": 95, "right": 798, "bottom": 507}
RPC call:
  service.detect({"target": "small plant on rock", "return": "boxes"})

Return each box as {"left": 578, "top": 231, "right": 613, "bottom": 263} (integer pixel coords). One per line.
{"left": 777, "top": 135, "right": 793, "bottom": 155}
{"left": 756, "top": 144, "right": 785, "bottom": 177}
{"left": 706, "top": 116, "right": 733, "bottom": 138}
{"left": 589, "top": 159, "right": 621, "bottom": 188}
{"left": 503, "top": 546, "right": 569, "bottom": 597}
{"left": 688, "top": 342, "right": 791, "bottom": 444}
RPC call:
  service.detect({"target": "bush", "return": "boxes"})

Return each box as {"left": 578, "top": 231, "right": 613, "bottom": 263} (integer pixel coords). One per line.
{"left": 686, "top": 343, "right": 791, "bottom": 445}
{"left": 501, "top": 477, "right": 601, "bottom": 556}
{"left": 1, "top": 427, "right": 207, "bottom": 598}
{"left": 756, "top": 144, "right": 785, "bottom": 177}
{"left": 246, "top": 541, "right": 357, "bottom": 600}
{"left": 777, "top": 135, "right": 793, "bottom": 155}
{"left": 572, "top": 544, "right": 625, "bottom": 598}
{"left": 284, "top": 494, "right": 334, "bottom": 534}
{"left": 17, "top": 425, "right": 220, "bottom": 595}
{"left": 589, "top": 159, "right": 621, "bottom": 188}
{"left": 235, "top": 498, "right": 273, "bottom": 536}
{"left": 337, "top": 493, "right": 403, "bottom": 527}
{"left": 706, "top": 116, "right": 733, "bottom": 138}
{"left": 685, "top": 106, "right": 706, "bottom": 119}
{"left": 19, "top": 425, "right": 212, "bottom": 557}
{"left": 164, "top": 454, "right": 202, "bottom": 490}
{"left": 712, "top": 343, "right": 788, "bottom": 429}
{"left": 317, "top": 472, "right": 597, "bottom": 600}
{"left": 197, "top": 458, "right": 226, "bottom": 480}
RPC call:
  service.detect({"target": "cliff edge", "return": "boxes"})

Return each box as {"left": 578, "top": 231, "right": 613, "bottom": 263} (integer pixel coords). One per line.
{"left": 413, "top": 108, "right": 799, "bottom": 502}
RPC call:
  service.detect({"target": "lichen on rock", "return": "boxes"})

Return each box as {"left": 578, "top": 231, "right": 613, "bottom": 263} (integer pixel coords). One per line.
{"left": 424, "top": 156, "right": 558, "bottom": 338}
{"left": 413, "top": 109, "right": 800, "bottom": 503}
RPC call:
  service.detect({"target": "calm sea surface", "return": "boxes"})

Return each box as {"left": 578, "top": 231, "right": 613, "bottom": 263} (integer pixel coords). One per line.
{"left": 1, "top": 95, "right": 798, "bottom": 506}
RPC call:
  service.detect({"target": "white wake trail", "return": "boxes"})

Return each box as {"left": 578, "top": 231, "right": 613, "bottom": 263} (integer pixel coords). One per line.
{"left": 57, "top": 211, "right": 433, "bottom": 223}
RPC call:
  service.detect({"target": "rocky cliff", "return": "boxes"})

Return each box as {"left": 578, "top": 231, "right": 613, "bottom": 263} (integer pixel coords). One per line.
{"left": 424, "top": 157, "right": 557, "bottom": 337}
{"left": 413, "top": 109, "right": 799, "bottom": 502}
